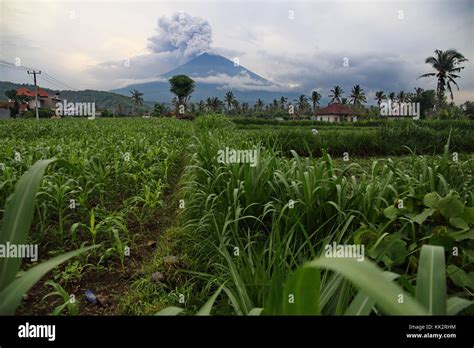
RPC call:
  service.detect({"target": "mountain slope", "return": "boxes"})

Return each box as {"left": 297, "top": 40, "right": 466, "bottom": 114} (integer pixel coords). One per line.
{"left": 112, "top": 53, "right": 299, "bottom": 103}
{"left": 161, "top": 52, "right": 268, "bottom": 82}
{"left": 0, "top": 81, "right": 151, "bottom": 113}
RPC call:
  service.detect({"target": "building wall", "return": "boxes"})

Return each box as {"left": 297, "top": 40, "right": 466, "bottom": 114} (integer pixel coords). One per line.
{"left": 317, "top": 115, "right": 357, "bottom": 122}
{"left": 0, "top": 108, "right": 11, "bottom": 119}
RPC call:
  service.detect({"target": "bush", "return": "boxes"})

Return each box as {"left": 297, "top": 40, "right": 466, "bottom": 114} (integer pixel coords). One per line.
{"left": 152, "top": 103, "right": 165, "bottom": 117}
{"left": 194, "top": 114, "right": 235, "bottom": 131}
{"left": 436, "top": 105, "right": 466, "bottom": 119}
{"left": 20, "top": 109, "right": 54, "bottom": 119}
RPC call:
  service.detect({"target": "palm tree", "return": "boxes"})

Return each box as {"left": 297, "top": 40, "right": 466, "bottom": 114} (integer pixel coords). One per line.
{"left": 255, "top": 99, "right": 264, "bottom": 112}
{"left": 341, "top": 98, "right": 348, "bottom": 105}
{"left": 272, "top": 99, "right": 279, "bottom": 111}
{"left": 349, "top": 85, "right": 367, "bottom": 105}
{"left": 310, "top": 91, "right": 322, "bottom": 112}
{"left": 294, "top": 95, "right": 309, "bottom": 114}
{"left": 388, "top": 92, "right": 396, "bottom": 103}
{"left": 280, "top": 96, "right": 288, "bottom": 110}
{"left": 329, "top": 86, "right": 343, "bottom": 104}
{"left": 397, "top": 91, "right": 407, "bottom": 103}
{"left": 232, "top": 99, "right": 240, "bottom": 113}
{"left": 211, "top": 97, "right": 223, "bottom": 112}
{"left": 224, "top": 91, "right": 235, "bottom": 110}
{"left": 205, "top": 97, "right": 213, "bottom": 112}
{"left": 198, "top": 100, "right": 205, "bottom": 113}
{"left": 130, "top": 89, "right": 143, "bottom": 115}
{"left": 414, "top": 87, "right": 424, "bottom": 97}
{"left": 418, "top": 49, "right": 468, "bottom": 103}
{"left": 374, "top": 91, "right": 386, "bottom": 106}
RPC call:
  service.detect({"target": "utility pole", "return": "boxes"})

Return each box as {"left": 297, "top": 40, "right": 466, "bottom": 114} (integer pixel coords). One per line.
{"left": 27, "top": 70, "right": 41, "bottom": 120}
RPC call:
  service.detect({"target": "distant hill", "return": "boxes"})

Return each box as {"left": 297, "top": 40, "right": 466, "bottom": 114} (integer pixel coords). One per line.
{"left": 0, "top": 81, "right": 152, "bottom": 113}
{"left": 112, "top": 52, "right": 300, "bottom": 103}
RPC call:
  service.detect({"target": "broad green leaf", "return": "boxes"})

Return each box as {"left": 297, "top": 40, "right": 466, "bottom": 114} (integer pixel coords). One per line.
{"left": 423, "top": 192, "right": 440, "bottom": 208}
{"left": 282, "top": 266, "right": 320, "bottom": 315}
{"left": 0, "top": 246, "right": 97, "bottom": 315}
{"left": 306, "top": 257, "right": 427, "bottom": 315}
{"left": 383, "top": 206, "right": 400, "bottom": 220}
{"left": 462, "top": 207, "right": 474, "bottom": 224}
{"left": 447, "top": 265, "right": 474, "bottom": 290}
{"left": 450, "top": 229, "right": 474, "bottom": 241}
{"left": 416, "top": 245, "right": 447, "bottom": 315}
{"left": 156, "top": 306, "right": 185, "bottom": 316}
{"left": 381, "top": 238, "right": 407, "bottom": 267}
{"left": 0, "top": 159, "right": 57, "bottom": 290}
{"left": 447, "top": 297, "right": 473, "bottom": 315}
{"left": 437, "top": 193, "right": 464, "bottom": 219}
{"left": 412, "top": 208, "right": 435, "bottom": 225}
{"left": 345, "top": 272, "right": 399, "bottom": 316}
{"left": 449, "top": 217, "right": 469, "bottom": 230}
{"left": 196, "top": 284, "right": 224, "bottom": 316}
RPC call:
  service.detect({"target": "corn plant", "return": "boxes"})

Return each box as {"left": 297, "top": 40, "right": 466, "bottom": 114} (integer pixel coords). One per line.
{"left": 42, "top": 280, "right": 79, "bottom": 316}
{"left": 0, "top": 159, "right": 96, "bottom": 314}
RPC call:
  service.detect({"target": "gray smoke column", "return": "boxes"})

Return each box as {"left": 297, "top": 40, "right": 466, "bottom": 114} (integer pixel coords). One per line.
{"left": 148, "top": 12, "right": 212, "bottom": 59}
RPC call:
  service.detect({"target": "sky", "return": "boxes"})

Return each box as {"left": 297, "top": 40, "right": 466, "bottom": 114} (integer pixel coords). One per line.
{"left": 0, "top": 0, "right": 473, "bottom": 104}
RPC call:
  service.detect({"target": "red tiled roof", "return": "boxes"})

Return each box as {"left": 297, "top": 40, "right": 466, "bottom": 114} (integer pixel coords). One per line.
{"left": 316, "top": 103, "right": 355, "bottom": 115}
{"left": 16, "top": 87, "right": 49, "bottom": 98}
{"left": 37, "top": 88, "right": 49, "bottom": 97}
{"left": 16, "top": 87, "right": 34, "bottom": 97}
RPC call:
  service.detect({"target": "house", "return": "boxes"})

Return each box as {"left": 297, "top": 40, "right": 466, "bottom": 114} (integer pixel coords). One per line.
{"left": 15, "top": 87, "right": 62, "bottom": 113}
{"left": 315, "top": 103, "right": 358, "bottom": 122}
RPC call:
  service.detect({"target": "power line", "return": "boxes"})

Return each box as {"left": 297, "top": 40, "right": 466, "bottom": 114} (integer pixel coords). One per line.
{"left": 38, "top": 75, "right": 75, "bottom": 91}
{"left": 42, "top": 72, "right": 76, "bottom": 90}
{"left": 0, "top": 59, "right": 77, "bottom": 91}
{"left": 0, "top": 63, "right": 27, "bottom": 72}
{"left": 0, "top": 63, "right": 73, "bottom": 91}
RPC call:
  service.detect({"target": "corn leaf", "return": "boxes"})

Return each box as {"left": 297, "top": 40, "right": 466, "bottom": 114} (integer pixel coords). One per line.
{"left": 416, "top": 245, "right": 447, "bottom": 315}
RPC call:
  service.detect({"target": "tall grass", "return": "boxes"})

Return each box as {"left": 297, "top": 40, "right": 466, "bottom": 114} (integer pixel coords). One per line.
{"left": 176, "top": 115, "right": 474, "bottom": 315}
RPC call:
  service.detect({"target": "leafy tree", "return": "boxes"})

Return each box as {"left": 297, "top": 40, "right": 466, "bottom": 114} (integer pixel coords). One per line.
{"left": 462, "top": 101, "right": 474, "bottom": 119}
{"left": 410, "top": 89, "right": 436, "bottom": 119}
{"left": 418, "top": 49, "right": 468, "bottom": 104}
{"left": 169, "top": 75, "right": 195, "bottom": 107}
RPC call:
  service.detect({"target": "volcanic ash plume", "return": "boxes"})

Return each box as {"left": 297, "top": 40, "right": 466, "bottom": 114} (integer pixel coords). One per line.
{"left": 147, "top": 12, "right": 212, "bottom": 59}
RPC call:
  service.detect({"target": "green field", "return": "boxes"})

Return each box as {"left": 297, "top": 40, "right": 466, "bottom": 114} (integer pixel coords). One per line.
{"left": 0, "top": 116, "right": 473, "bottom": 316}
